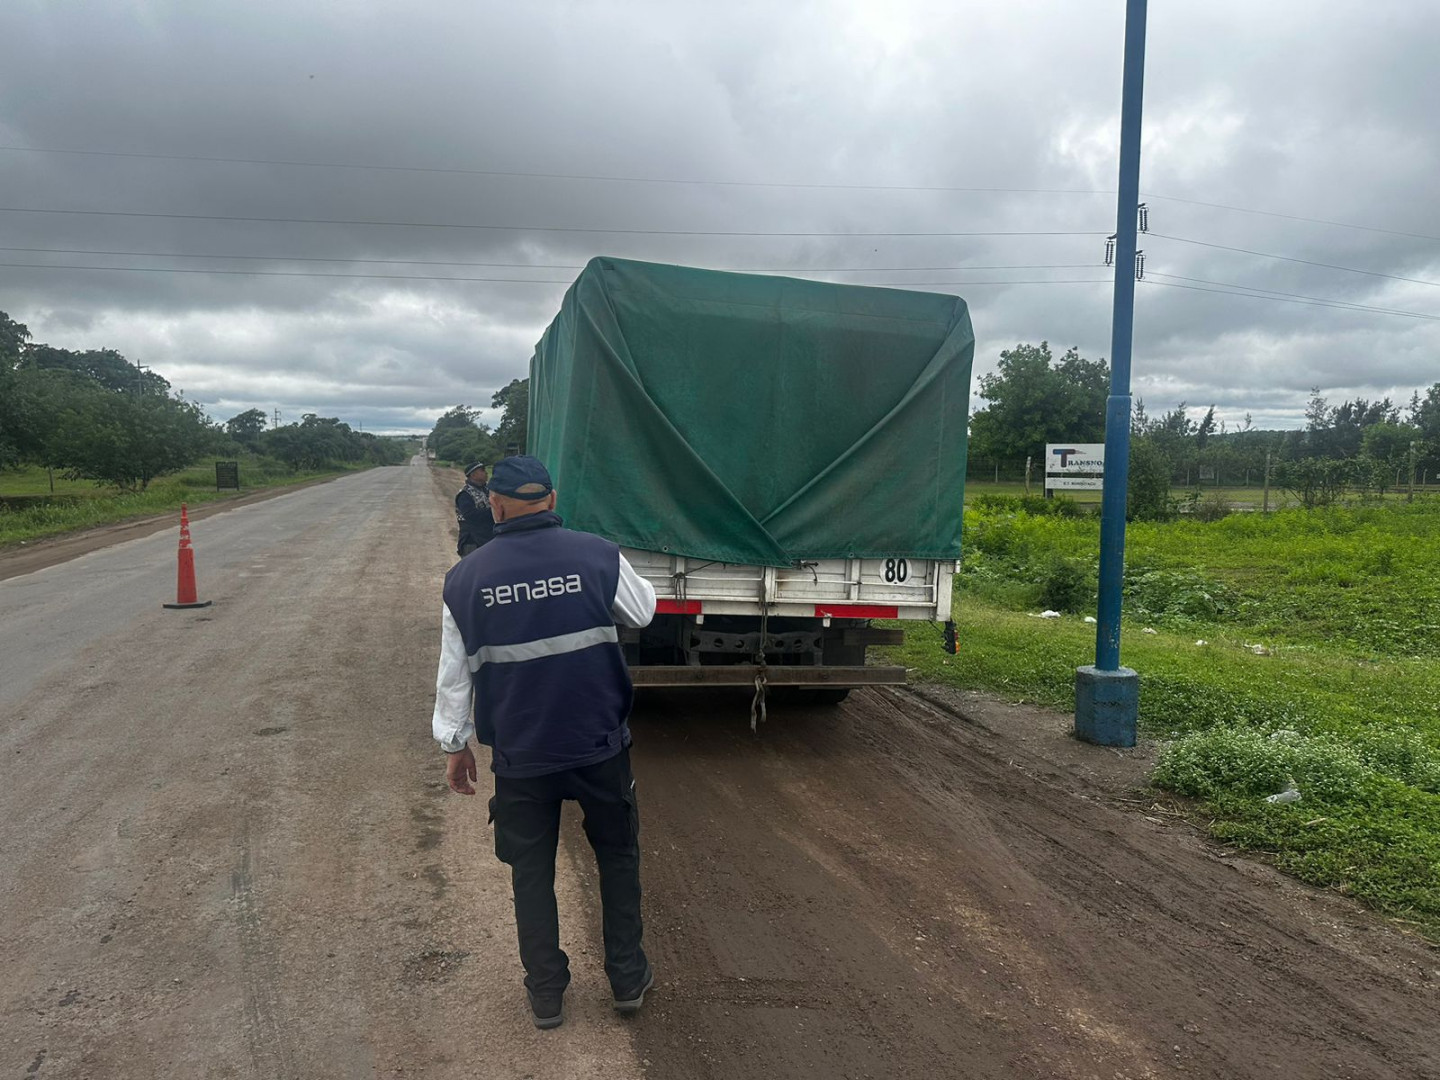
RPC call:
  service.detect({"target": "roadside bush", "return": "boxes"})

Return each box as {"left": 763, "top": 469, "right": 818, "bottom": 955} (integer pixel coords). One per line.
{"left": 1127, "top": 437, "right": 1175, "bottom": 522}
{"left": 1038, "top": 556, "right": 1093, "bottom": 613}
{"left": 1354, "top": 728, "right": 1440, "bottom": 793}
{"left": 971, "top": 493, "right": 1085, "bottom": 518}
{"left": 1154, "top": 727, "right": 1370, "bottom": 802}
{"left": 1194, "top": 492, "right": 1232, "bottom": 522}
{"left": 1125, "top": 567, "right": 1235, "bottom": 621}
{"left": 1366, "top": 545, "right": 1398, "bottom": 576}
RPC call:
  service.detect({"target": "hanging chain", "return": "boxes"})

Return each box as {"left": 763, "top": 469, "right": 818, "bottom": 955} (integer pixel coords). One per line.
{"left": 749, "top": 604, "right": 770, "bottom": 733}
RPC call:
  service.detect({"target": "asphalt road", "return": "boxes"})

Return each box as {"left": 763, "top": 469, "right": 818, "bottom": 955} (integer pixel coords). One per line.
{"left": 2, "top": 458, "right": 1436, "bottom": 1079}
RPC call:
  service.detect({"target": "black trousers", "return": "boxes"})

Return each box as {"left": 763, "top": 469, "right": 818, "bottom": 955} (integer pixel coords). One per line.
{"left": 489, "top": 748, "right": 647, "bottom": 998}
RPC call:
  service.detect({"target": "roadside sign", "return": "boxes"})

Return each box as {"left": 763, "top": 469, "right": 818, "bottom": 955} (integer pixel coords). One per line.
{"left": 1045, "top": 443, "right": 1106, "bottom": 474}
{"left": 1045, "top": 443, "right": 1104, "bottom": 491}
{"left": 215, "top": 461, "right": 240, "bottom": 490}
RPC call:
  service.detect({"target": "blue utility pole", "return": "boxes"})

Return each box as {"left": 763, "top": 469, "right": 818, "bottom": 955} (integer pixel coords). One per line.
{"left": 1076, "top": 0, "right": 1147, "bottom": 747}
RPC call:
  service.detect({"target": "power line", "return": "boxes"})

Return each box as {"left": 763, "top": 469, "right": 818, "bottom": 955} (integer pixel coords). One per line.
{"left": 0, "top": 262, "right": 572, "bottom": 284}
{"left": 1148, "top": 271, "right": 1440, "bottom": 315}
{"left": 5, "top": 142, "right": 1434, "bottom": 242}
{"left": 1149, "top": 233, "right": 1440, "bottom": 288}
{"left": 0, "top": 261, "right": 1112, "bottom": 288}
{"left": 0, "top": 245, "right": 1098, "bottom": 274}
{"left": 0, "top": 245, "right": 582, "bottom": 269}
{"left": 1142, "top": 194, "right": 1440, "bottom": 245}
{"left": 0, "top": 205, "right": 1105, "bottom": 238}
{"left": 871, "top": 279, "right": 1110, "bottom": 287}
{"left": 1141, "top": 277, "right": 1440, "bottom": 322}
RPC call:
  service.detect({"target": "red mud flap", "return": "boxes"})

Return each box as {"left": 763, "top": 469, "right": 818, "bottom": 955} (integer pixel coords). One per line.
{"left": 629, "top": 665, "right": 906, "bottom": 688}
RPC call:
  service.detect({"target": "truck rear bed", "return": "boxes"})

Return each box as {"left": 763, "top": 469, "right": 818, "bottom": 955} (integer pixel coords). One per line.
{"left": 624, "top": 550, "right": 956, "bottom": 622}
{"left": 621, "top": 549, "right": 956, "bottom": 688}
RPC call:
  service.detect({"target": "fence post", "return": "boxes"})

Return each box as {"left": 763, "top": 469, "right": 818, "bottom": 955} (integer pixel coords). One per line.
{"left": 1263, "top": 451, "right": 1272, "bottom": 513}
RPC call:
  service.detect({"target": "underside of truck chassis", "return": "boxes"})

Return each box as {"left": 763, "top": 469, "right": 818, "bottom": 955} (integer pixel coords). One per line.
{"left": 620, "top": 614, "right": 907, "bottom": 699}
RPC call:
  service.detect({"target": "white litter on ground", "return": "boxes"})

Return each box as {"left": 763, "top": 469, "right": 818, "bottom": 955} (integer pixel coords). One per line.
{"left": 1265, "top": 781, "right": 1301, "bottom": 805}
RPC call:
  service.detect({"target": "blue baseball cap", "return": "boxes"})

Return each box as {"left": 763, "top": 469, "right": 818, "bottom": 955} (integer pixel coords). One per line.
{"left": 489, "top": 455, "right": 554, "bottom": 500}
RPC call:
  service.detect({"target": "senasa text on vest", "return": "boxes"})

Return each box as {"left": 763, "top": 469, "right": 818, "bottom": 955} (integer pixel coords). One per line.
{"left": 480, "top": 574, "right": 584, "bottom": 608}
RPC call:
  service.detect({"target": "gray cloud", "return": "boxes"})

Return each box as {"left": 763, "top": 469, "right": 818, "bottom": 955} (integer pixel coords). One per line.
{"left": 0, "top": 0, "right": 1435, "bottom": 434}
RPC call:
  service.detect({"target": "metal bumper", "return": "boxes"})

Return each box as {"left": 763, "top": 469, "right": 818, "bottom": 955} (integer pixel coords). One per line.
{"left": 629, "top": 665, "right": 906, "bottom": 688}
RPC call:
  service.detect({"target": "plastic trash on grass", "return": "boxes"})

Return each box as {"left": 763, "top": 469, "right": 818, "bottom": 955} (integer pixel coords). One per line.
{"left": 1265, "top": 780, "right": 1301, "bottom": 805}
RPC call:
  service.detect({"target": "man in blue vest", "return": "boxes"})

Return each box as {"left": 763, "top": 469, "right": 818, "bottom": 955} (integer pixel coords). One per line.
{"left": 432, "top": 455, "right": 658, "bottom": 1029}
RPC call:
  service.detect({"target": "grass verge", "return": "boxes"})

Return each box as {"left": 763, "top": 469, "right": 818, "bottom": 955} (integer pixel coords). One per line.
{"left": 0, "top": 459, "right": 368, "bottom": 547}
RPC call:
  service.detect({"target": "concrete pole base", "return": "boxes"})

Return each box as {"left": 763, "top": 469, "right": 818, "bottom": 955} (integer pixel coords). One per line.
{"left": 1074, "top": 665, "right": 1139, "bottom": 747}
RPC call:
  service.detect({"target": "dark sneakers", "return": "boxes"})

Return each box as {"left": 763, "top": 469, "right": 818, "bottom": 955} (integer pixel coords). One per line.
{"left": 525, "top": 971, "right": 652, "bottom": 1026}
{"left": 527, "top": 990, "right": 564, "bottom": 1030}
{"left": 613, "top": 967, "right": 655, "bottom": 1014}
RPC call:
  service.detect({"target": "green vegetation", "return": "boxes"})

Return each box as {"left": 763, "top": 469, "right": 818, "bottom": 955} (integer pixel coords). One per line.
{"left": 426, "top": 378, "right": 529, "bottom": 467}
{"left": 895, "top": 496, "right": 1440, "bottom": 935}
{"left": 0, "top": 457, "right": 363, "bottom": 547}
{"left": 966, "top": 342, "right": 1440, "bottom": 516}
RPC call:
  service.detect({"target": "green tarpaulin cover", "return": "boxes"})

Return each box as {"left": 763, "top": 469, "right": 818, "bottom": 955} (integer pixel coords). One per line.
{"left": 528, "top": 257, "right": 973, "bottom": 566}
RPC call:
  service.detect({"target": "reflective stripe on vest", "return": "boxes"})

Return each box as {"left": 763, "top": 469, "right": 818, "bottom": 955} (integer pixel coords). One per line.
{"left": 466, "top": 624, "right": 620, "bottom": 672}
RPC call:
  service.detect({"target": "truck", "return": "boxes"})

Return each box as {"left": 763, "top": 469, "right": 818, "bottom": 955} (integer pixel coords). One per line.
{"left": 527, "top": 257, "right": 972, "bottom": 708}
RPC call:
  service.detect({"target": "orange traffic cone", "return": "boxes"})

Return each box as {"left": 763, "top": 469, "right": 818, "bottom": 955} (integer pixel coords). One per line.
{"left": 163, "top": 504, "right": 213, "bottom": 609}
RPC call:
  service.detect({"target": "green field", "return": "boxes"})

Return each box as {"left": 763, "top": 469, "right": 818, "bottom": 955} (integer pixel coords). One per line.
{"left": 0, "top": 459, "right": 368, "bottom": 547}
{"left": 893, "top": 495, "right": 1440, "bottom": 936}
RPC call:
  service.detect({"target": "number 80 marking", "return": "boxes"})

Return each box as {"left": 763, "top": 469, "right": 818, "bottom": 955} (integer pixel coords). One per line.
{"left": 883, "top": 558, "right": 909, "bottom": 583}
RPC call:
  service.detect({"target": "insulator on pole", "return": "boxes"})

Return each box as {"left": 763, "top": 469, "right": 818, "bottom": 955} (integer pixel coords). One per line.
{"left": 1137, "top": 203, "right": 1149, "bottom": 232}
{"left": 1134, "top": 250, "right": 1146, "bottom": 280}
{"left": 1104, "top": 235, "right": 1117, "bottom": 266}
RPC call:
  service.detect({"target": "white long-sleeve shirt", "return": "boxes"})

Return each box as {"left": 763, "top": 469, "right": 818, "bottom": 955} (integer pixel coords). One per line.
{"left": 432, "top": 552, "right": 657, "bottom": 752}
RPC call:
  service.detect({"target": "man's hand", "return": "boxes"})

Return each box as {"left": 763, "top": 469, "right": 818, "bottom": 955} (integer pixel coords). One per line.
{"left": 446, "top": 746, "right": 478, "bottom": 795}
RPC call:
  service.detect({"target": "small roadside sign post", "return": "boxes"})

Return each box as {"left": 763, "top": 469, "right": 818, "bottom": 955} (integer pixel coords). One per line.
{"left": 1045, "top": 443, "right": 1105, "bottom": 493}
{"left": 215, "top": 461, "right": 240, "bottom": 491}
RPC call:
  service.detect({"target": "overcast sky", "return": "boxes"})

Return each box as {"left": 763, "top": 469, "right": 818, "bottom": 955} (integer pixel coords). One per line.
{"left": 1, "top": 0, "right": 1436, "bottom": 434}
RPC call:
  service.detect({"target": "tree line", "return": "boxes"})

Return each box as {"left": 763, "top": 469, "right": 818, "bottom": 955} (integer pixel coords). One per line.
{"left": 969, "top": 341, "right": 1440, "bottom": 512}
{"left": 0, "top": 310, "right": 405, "bottom": 490}
{"left": 425, "top": 378, "right": 528, "bottom": 466}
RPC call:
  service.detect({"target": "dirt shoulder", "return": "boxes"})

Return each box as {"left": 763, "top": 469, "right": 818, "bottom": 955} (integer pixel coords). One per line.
{"left": 0, "top": 472, "right": 351, "bottom": 582}
{"left": 620, "top": 683, "right": 1439, "bottom": 1080}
